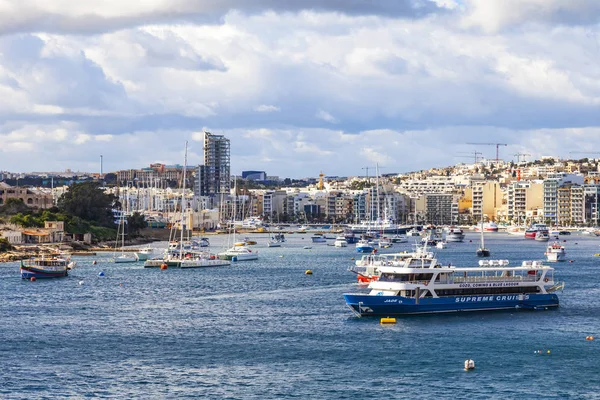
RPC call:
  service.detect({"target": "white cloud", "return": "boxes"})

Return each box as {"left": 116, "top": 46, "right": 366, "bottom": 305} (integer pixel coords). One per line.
{"left": 1, "top": 3, "right": 600, "bottom": 177}
{"left": 462, "top": 0, "right": 600, "bottom": 33}
{"left": 254, "top": 104, "right": 280, "bottom": 112}
{"left": 0, "top": 1, "right": 445, "bottom": 35}
{"left": 95, "top": 134, "right": 114, "bottom": 142}
{"left": 316, "top": 110, "right": 338, "bottom": 123}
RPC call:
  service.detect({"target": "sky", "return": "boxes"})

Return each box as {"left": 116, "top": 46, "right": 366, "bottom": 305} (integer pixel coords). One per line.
{"left": 1, "top": 0, "right": 600, "bottom": 178}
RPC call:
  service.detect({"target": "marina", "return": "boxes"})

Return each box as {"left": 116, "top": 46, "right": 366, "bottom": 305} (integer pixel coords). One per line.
{"left": 1, "top": 232, "right": 598, "bottom": 398}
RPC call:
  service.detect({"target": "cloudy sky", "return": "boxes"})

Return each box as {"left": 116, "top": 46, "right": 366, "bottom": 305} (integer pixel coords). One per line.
{"left": 1, "top": 0, "right": 600, "bottom": 178}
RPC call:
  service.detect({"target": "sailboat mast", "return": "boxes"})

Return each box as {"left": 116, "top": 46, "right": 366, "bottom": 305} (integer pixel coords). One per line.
{"left": 180, "top": 141, "right": 188, "bottom": 260}
{"left": 375, "top": 163, "right": 380, "bottom": 230}
{"left": 480, "top": 213, "right": 484, "bottom": 247}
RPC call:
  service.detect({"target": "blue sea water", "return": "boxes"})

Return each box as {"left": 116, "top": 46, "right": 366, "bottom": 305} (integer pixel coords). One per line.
{"left": 1, "top": 233, "right": 600, "bottom": 399}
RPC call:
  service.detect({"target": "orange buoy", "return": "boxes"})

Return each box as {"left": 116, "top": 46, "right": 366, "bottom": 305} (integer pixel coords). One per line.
{"left": 586, "top": 336, "right": 594, "bottom": 341}
{"left": 160, "top": 264, "right": 168, "bottom": 270}
{"left": 30, "top": 276, "right": 36, "bottom": 282}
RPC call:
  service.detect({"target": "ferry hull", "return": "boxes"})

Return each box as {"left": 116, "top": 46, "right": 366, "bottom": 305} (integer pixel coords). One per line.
{"left": 343, "top": 293, "right": 559, "bottom": 316}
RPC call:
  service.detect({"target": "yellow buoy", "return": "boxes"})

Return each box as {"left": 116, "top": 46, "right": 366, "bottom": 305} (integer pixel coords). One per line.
{"left": 305, "top": 270, "right": 313, "bottom": 275}
{"left": 380, "top": 317, "right": 396, "bottom": 324}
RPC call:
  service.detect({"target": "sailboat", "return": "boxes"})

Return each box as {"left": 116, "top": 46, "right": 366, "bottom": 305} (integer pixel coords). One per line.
{"left": 476, "top": 213, "right": 491, "bottom": 257}
{"left": 218, "top": 177, "right": 259, "bottom": 261}
{"left": 112, "top": 207, "right": 137, "bottom": 263}
{"left": 144, "top": 142, "right": 230, "bottom": 268}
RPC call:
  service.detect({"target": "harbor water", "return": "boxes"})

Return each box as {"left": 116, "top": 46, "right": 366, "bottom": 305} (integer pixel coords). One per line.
{"left": 1, "top": 233, "right": 599, "bottom": 399}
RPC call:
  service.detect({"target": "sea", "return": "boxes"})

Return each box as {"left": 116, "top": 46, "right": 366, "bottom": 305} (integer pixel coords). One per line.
{"left": 1, "top": 232, "right": 599, "bottom": 399}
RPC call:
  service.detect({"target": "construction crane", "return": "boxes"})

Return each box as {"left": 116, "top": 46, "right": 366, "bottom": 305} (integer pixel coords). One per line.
{"left": 362, "top": 165, "right": 384, "bottom": 183}
{"left": 466, "top": 142, "right": 508, "bottom": 165}
{"left": 514, "top": 153, "right": 531, "bottom": 163}
{"left": 456, "top": 151, "right": 482, "bottom": 164}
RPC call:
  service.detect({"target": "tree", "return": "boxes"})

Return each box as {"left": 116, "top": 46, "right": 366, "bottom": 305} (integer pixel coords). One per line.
{"left": 0, "top": 198, "right": 30, "bottom": 215}
{"left": 0, "top": 238, "right": 14, "bottom": 252}
{"left": 57, "top": 181, "right": 117, "bottom": 228}
{"left": 103, "top": 173, "right": 117, "bottom": 185}
{"left": 127, "top": 212, "right": 148, "bottom": 236}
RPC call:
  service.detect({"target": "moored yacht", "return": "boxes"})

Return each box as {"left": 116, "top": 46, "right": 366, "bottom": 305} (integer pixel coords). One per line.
{"left": 445, "top": 227, "right": 465, "bottom": 243}
{"left": 474, "top": 222, "right": 499, "bottom": 232}
{"left": 344, "top": 259, "right": 563, "bottom": 316}
{"left": 218, "top": 245, "right": 259, "bottom": 261}
{"left": 407, "top": 227, "right": 421, "bottom": 237}
{"left": 535, "top": 231, "right": 550, "bottom": 242}
{"left": 334, "top": 236, "right": 348, "bottom": 247}
{"left": 311, "top": 234, "right": 327, "bottom": 243}
{"left": 545, "top": 242, "right": 566, "bottom": 262}
{"left": 134, "top": 247, "right": 153, "bottom": 261}
{"left": 391, "top": 234, "right": 408, "bottom": 243}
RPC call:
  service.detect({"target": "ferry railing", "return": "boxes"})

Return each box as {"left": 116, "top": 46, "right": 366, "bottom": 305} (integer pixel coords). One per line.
{"left": 378, "top": 276, "right": 540, "bottom": 285}
{"left": 452, "top": 276, "right": 539, "bottom": 283}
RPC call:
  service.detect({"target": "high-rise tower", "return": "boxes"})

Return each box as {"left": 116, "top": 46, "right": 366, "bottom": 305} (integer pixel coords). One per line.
{"left": 195, "top": 132, "right": 230, "bottom": 203}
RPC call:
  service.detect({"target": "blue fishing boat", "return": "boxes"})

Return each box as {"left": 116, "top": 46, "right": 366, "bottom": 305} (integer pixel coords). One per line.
{"left": 355, "top": 238, "right": 375, "bottom": 253}
{"left": 344, "top": 259, "right": 563, "bottom": 316}
{"left": 20, "top": 255, "right": 75, "bottom": 279}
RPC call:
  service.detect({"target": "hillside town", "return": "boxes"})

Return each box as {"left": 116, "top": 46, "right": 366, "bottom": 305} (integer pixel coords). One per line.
{"left": 2, "top": 133, "right": 600, "bottom": 247}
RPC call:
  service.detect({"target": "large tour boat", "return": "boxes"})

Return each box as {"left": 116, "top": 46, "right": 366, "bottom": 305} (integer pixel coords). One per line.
{"left": 348, "top": 220, "right": 415, "bottom": 235}
{"left": 344, "top": 259, "right": 563, "bottom": 316}
{"left": 20, "top": 255, "right": 75, "bottom": 279}
{"left": 525, "top": 224, "right": 549, "bottom": 239}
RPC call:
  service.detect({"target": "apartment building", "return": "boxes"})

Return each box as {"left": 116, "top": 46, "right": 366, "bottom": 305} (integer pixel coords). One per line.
{"left": 543, "top": 173, "right": 584, "bottom": 225}
{"left": 471, "top": 182, "right": 503, "bottom": 221}
{"left": 423, "top": 193, "right": 458, "bottom": 225}
{"left": 506, "top": 181, "right": 543, "bottom": 224}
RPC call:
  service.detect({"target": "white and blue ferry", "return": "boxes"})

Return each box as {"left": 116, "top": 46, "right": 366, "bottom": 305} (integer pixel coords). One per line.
{"left": 344, "top": 259, "right": 563, "bottom": 316}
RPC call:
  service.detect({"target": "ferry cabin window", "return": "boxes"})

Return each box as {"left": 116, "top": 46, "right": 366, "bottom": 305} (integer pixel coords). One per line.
{"left": 380, "top": 273, "right": 434, "bottom": 282}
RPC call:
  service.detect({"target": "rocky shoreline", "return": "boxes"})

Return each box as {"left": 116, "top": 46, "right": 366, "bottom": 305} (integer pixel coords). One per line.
{"left": 0, "top": 228, "right": 258, "bottom": 263}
